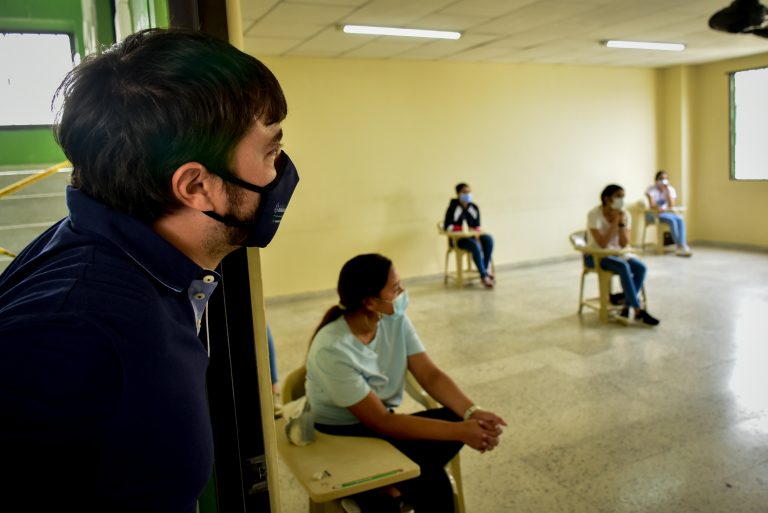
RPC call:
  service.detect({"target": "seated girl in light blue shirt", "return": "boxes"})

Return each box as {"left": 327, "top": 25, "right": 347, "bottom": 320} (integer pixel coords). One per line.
{"left": 306, "top": 253, "right": 506, "bottom": 513}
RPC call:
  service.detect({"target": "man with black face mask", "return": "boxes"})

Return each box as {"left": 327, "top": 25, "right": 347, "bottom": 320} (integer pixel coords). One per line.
{"left": 0, "top": 29, "right": 297, "bottom": 512}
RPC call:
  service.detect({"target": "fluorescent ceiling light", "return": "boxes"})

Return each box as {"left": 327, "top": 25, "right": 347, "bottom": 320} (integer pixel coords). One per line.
{"left": 603, "top": 40, "right": 685, "bottom": 51}
{"left": 342, "top": 25, "right": 461, "bottom": 40}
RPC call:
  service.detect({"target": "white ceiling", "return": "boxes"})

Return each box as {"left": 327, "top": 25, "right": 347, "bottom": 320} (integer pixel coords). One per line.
{"left": 240, "top": 0, "right": 768, "bottom": 67}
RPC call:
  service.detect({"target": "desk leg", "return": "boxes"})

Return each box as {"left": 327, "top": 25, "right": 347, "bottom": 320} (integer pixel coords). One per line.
{"left": 596, "top": 257, "right": 611, "bottom": 323}
{"left": 455, "top": 251, "right": 464, "bottom": 287}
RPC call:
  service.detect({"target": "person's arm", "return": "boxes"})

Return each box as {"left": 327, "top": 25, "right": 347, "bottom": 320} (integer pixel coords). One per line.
{"left": 666, "top": 188, "right": 676, "bottom": 209}
{"left": 645, "top": 192, "right": 659, "bottom": 210}
{"left": 408, "top": 352, "right": 472, "bottom": 415}
{"left": 0, "top": 318, "right": 123, "bottom": 425}
{"left": 618, "top": 211, "right": 630, "bottom": 248}
{"left": 589, "top": 210, "right": 628, "bottom": 249}
{"left": 590, "top": 224, "right": 617, "bottom": 248}
{"left": 407, "top": 352, "right": 504, "bottom": 427}
{"left": 443, "top": 201, "right": 456, "bottom": 231}
{"left": 346, "top": 390, "right": 498, "bottom": 452}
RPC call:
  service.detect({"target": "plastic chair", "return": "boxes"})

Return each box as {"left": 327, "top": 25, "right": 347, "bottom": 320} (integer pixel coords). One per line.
{"left": 437, "top": 222, "right": 493, "bottom": 288}
{"left": 277, "top": 366, "right": 466, "bottom": 513}
{"left": 642, "top": 204, "right": 687, "bottom": 255}
{"left": 569, "top": 230, "right": 646, "bottom": 323}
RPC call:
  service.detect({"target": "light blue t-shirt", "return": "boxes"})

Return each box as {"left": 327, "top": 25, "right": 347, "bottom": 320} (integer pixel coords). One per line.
{"left": 306, "top": 313, "right": 426, "bottom": 425}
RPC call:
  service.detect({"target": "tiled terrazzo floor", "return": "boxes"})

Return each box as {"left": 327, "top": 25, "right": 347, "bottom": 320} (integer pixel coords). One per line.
{"left": 265, "top": 247, "right": 768, "bottom": 513}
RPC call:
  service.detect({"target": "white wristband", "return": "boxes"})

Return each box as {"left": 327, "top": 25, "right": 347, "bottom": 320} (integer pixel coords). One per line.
{"left": 463, "top": 404, "right": 482, "bottom": 420}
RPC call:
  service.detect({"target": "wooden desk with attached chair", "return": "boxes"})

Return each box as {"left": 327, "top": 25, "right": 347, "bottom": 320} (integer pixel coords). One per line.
{"left": 276, "top": 366, "right": 466, "bottom": 513}
{"left": 437, "top": 222, "right": 494, "bottom": 288}
{"left": 569, "top": 230, "right": 647, "bottom": 323}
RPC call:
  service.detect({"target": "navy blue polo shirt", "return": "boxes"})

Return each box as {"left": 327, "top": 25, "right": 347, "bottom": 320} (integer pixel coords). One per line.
{"left": 0, "top": 187, "right": 218, "bottom": 512}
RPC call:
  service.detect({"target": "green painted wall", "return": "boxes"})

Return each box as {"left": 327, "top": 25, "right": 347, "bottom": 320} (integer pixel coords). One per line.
{"left": 0, "top": 0, "right": 114, "bottom": 168}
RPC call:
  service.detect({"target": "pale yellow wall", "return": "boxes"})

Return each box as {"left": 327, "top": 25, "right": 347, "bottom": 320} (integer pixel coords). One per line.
{"left": 256, "top": 56, "right": 658, "bottom": 297}
{"left": 656, "top": 66, "right": 693, "bottom": 213}
{"left": 689, "top": 52, "right": 768, "bottom": 247}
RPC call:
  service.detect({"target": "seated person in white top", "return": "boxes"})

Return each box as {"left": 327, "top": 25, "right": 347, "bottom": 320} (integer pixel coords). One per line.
{"left": 306, "top": 253, "right": 506, "bottom": 513}
{"left": 646, "top": 170, "right": 692, "bottom": 257}
{"left": 587, "top": 184, "right": 660, "bottom": 327}
{"left": 443, "top": 182, "right": 495, "bottom": 288}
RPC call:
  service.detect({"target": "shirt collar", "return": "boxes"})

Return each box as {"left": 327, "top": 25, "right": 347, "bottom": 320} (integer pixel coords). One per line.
{"left": 66, "top": 186, "right": 210, "bottom": 293}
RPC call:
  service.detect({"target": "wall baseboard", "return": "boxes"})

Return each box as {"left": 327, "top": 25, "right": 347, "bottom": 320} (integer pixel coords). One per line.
{"left": 264, "top": 243, "right": 767, "bottom": 305}
{"left": 265, "top": 253, "right": 580, "bottom": 305}
{"left": 692, "top": 240, "right": 768, "bottom": 254}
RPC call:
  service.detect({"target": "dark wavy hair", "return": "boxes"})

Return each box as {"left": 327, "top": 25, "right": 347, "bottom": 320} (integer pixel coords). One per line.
{"left": 600, "top": 184, "right": 624, "bottom": 205}
{"left": 455, "top": 182, "right": 469, "bottom": 195}
{"left": 54, "top": 28, "right": 287, "bottom": 223}
{"left": 311, "top": 254, "right": 393, "bottom": 342}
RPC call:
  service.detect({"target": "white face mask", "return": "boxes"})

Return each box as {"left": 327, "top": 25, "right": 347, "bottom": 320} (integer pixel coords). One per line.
{"left": 611, "top": 197, "right": 624, "bottom": 210}
{"left": 658, "top": 178, "right": 669, "bottom": 186}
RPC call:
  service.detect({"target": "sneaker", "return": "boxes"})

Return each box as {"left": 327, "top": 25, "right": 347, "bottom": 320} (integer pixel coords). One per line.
{"left": 609, "top": 292, "right": 625, "bottom": 305}
{"left": 675, "top": 246, "right": 693, "bottom": 257}
{"left": 273, "top": 392, "right": 284, "bottom": 419}
{"left": 636, "top": 310, "right": 660, "bottom": 326}
{"left": 616, "top": 307, "right": 635, "bottom": 326}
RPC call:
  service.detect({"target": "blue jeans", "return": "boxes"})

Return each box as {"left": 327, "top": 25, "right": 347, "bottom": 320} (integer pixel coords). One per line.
{"left": 455, "top": 234, "right": 494, "bottom": 277}
{"left": 646, "top": 212, "right": 687, "bottom": 246}
{"left": 585, "top": 255, "right": 646, "bottom": 308}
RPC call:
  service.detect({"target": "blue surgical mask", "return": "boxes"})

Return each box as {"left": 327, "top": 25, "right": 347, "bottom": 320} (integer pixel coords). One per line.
{"left": 379, "top": 289, "right": 409, "bottom": 317}
{"left": 203, "top": 151, "right": 299, "bottom": 247}
{"left": 392, "top": 290, "right": 409, "bottom": 316}
{"left": 459, "top": 193, "right": 472, "bottom": 204}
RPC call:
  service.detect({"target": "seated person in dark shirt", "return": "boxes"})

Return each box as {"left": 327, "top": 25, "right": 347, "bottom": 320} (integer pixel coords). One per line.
{"left": 0, "top": 29, "right": 298, "bottom": 512}
{"left": 443, "top": 182, "right": 495, "bottom": 288}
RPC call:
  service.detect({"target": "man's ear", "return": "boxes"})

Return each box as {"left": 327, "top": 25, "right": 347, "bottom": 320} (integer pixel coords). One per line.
{"left": 170, "top": 162, "right": 221, "bottom": 211}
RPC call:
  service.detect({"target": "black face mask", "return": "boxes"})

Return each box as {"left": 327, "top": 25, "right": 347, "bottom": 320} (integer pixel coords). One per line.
{"left": 203, "top": 151, "right": 299, "bottom": 248}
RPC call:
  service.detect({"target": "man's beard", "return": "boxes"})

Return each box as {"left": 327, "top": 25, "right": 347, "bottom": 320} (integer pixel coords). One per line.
{"left": 223, "top": 182, "right": 258, "bottom": 246}
{"left": 202, "top": 182, "right": 258, "bottom": 258}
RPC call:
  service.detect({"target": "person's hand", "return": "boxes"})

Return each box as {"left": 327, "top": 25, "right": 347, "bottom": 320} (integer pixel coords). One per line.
{"left": 460, "top": 419, "right": 501, "bottom": 453}
{"left": 470, "top": 409, "right": 507, "bottom": 434}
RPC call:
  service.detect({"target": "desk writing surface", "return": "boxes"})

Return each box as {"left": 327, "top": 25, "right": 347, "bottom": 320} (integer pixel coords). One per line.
{"left": 443, "top": 230, "right": 483, "bottom": 240}
{"left": 275, "top": 418, "right": 420, "bottom": 502}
